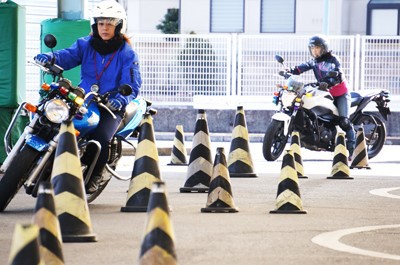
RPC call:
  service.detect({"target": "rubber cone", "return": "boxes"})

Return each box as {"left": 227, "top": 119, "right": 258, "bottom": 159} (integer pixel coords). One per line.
{"left": 350, "top": 127, "right": 371, "bottom": 169}
{"left": 180, "top": 109, "right": 213, "bottom": 193}
{"left": 168, "top": 125, "right": 188, "bottom": 166}
{"left": 201, "top": 147, "right": 239, "bottom": 213}
{"left": 138, "top": 181, "right": 177, "bottom": 265}
{"left": 7, "top": 224, "right": 43, "bottom": 265}
{"left": 121, "top": 113, "right": 162, "bottom": 212}
{"left": 227, "top": 106, "right": 257, "bottom": 178}
{"left": 270, "top": 150, "right": 307, "bottom": 214}
{"left": 327, "top": 132, "right": 353, "bottom": 179}
{"left": 32, "top": 182, "right": 64, "bottom": 265}
{"left": 50, "top": 121, "right": 97, "bottom": 242}
{"left": 290, "top": 131, "right": 308, "bottom": 179}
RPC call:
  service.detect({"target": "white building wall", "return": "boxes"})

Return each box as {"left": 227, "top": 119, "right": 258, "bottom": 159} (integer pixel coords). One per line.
{"left": 245, "top": 0, "right": 261, "bottom": 34}
{"left": 180, "top": 0, "right": 210, "bottom": 34}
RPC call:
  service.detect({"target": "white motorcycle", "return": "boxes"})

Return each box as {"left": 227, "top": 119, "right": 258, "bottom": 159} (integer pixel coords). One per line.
{"left": 262, "top": 55, "right": 391, "bottom": 161}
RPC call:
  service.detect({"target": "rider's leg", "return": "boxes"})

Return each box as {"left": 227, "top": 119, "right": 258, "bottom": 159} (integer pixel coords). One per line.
{"left": 85, "top": 108, "right": 123, "bottom": 193}
{"left": 335, "top": 93, "right": 355, "bottom": 159}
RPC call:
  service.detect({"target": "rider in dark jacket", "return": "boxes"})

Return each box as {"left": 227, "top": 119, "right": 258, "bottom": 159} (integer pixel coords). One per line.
{"left": 35, "top": 0, "right": 142, "bottom": 192}
{"left": 288, "top": 35, "right": 355, "bottom": 159}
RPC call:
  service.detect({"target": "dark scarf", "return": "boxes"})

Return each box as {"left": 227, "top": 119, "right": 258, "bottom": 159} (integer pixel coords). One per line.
{"left": 90, "top": 23, "right": 124, "bottom": 55}
{"left": 315, "top": 51, "right": 332, "bottom": 63}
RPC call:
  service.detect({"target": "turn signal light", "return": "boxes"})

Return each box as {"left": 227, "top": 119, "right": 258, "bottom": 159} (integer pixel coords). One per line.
{"left": 24, "top": 103, "right": 37, "bottom": 113}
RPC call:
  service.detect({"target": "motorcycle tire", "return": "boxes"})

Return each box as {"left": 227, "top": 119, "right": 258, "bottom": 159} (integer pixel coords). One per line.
{"left": 262, "top": 120, "right": 289, "bottom": 161}
{"left": 356, "top": 112, "right": 386, "bottom": 159}
{"left": 0, "top": 145, "right": 41, "bottom": 212}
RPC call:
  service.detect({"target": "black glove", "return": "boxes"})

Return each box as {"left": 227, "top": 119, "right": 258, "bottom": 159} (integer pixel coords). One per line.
{"left": 319, "top": 82, "right": 328, "bottom": 91}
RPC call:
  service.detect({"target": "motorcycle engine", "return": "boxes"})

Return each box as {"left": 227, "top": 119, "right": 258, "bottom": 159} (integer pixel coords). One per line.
{"left": 319, "top": 127, "right": 333, "bottom": 143}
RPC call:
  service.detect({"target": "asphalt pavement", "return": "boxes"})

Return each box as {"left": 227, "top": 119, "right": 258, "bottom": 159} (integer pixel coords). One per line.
{"left": 0, "top": 142, "right": 399, "bottom": 265}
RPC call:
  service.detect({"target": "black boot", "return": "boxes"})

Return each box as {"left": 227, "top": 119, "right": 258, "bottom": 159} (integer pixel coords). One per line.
{"left": 85, "top": 174, "right": 103, "bottom": 194}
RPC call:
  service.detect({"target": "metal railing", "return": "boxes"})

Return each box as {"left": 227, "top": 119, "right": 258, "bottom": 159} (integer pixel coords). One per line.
{"left": 25, "top": 34, "right": 400, "bottom": 107}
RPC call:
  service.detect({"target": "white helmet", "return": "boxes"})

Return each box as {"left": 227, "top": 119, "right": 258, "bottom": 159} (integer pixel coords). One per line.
{"left": 92, "top": 0, "right": 127, "bottom": 34}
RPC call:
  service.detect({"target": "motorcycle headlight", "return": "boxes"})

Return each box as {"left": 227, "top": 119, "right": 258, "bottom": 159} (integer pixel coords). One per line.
{"left": 45, "top": 99, "right": 69, "bottom": 123}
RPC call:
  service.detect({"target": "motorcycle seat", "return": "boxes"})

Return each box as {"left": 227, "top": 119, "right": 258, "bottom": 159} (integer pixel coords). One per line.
{"left": 350, "top": 91, "right": 362, "bottom": 107}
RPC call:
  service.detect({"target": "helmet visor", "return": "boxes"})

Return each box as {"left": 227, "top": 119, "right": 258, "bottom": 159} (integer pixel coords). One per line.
{"left": 95, "top": 17, "right": 121, "bottom": 27}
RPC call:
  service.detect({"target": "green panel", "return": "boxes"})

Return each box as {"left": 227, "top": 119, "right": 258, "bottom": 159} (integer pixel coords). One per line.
{"left": 40, "top": 18, "right": 90, "bottom": 86}
{"left": 0, "top": 1, "right": 26, "bottom": 108}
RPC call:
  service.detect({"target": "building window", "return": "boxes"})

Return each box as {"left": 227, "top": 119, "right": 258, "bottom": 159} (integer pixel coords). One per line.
{"left": 210, "top": 0, "right": 244, "bottom": 33}
{"left": 261, "top": 0, "right": 296, "bottom": 33}
{"left": 367, "top": 0, "right": 400, "bottom": 35}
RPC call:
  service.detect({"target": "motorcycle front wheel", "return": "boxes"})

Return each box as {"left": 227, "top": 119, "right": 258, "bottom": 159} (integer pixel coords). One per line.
{"left": 262, "top": 120, "right": 289, "bottom": 161}
{"left": 0, "top": 145, "right": 41, "bottom": 211}
{"left": 357, "top": 112, "right": 386, "bottom": 159}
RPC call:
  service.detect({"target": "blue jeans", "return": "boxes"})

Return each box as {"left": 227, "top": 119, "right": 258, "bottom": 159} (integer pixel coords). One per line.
{"left": 334, "top": 93, "right": 355, "bottom": 154}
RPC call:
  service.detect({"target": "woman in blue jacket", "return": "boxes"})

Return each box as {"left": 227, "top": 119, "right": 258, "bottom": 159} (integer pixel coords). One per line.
{"left": 35, "top": 0, "right": 142, "bottom": 192}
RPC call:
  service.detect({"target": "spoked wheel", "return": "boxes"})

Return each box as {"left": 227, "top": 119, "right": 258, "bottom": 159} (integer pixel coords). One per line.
{"left": 262, "top": 120, "right": 289, "bottom": 161}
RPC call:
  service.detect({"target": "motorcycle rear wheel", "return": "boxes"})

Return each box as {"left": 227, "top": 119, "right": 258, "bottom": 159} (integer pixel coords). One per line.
{"left": 0, "top": 145, "right": 41, "bottom": 211}
{"left": 357, "top": 112, "right": 386, "bottom": 159}
{"left": 262, "top": 120, "right": 289, "bottom": 161}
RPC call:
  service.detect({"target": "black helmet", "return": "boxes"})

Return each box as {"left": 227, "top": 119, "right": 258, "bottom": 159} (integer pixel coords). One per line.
{"left": 308, "top": 35, "right": 329, "bottom": 58}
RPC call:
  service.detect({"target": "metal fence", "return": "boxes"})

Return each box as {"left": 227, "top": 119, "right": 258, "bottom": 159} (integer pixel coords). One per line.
{"left": 25, "top": 34, "right": 400, "bottom": 107}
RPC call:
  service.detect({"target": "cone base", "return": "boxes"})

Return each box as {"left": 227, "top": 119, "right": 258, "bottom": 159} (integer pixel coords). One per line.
{"left": 201, "top": 207, "right": 238, "bottom": 213}
{"left": 350, "top": 165, "right": 371, "bottom": 169}
{"left": 327, "top": 175, "right": 354, "bottom": 180}
{"left": 298, "top": 175, "right": 308, "bottom": 179}
{"left": 62, "top": 233, "right": 97, "bottom": 243}
{"left": 167, "top": 163, "right": 188, "bottom": 166}
{"left": 229, "top": 172, "right": 257, "bottom": 178}
{"left": 120, "top": 206, "right": 147, "bottom": 212}
{"left": 270, "top": 209, "right": 307, "bottom": 214}
{"left": 180, "top": 187, "right": 208, "bottom": 193}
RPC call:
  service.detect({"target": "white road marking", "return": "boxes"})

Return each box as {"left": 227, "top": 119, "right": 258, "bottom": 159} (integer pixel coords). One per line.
{"left": 312, "top": 224, "right": 400, "bottom": 260}
{"left": 369, "top": 187, "right": 400, "bottom": 199}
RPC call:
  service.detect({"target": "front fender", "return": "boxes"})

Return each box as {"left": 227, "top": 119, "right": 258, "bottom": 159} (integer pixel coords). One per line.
{"left": 271, "top": 112, "right": 291, "bottom": 136}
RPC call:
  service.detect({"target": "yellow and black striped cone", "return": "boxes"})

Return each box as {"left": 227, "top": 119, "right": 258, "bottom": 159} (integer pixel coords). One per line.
{"left": 138, "top": 181, "right": 177, "bottom": 265}
{"left": 180, "top": 109, "right": 213, "bottom": 193}
{"left": 32, "top": 182, "right": 64, "bottom": 265}
{"left": 270, "top": 150, "right": 307, "bottom": 214}
{"left": 327, "top": 132, "right": 353, "bottom": 179}
{"left": 201, "top": 147, "right": 239, "bottom": 213}
{"left": 7, "top": 223, "right": 43, "bottom": 265}
{"left": 121, "top": 113, "right": 162, "bottom": 212}
{"left": 50, "top": 121, "right": 97, "bottom": 242}
{"left": 168, "top": 125, "right": 188, "bottom": 166}
{"left": 290, "top": 131, "right": 308, "bottom": 179}
{"left": 350, "top": 127, "right": 371, "bottom": 169}
{"left": 227, "top": 106, "right": 257, "bottom": 178}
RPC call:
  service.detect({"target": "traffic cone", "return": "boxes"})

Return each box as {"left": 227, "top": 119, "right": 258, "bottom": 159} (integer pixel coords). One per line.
{"left": 32, "top": 182, "right": 64, "bottom": 265}
{"left": 180, "top": 109, "right": 213, "bottom": 193}
{"left": 227, "top": 106, "right": 257, "bottom": 178}
{"left": 121, "top": 113, "right": 162, "bottom": 212}
{"left": 50, "top": 121, "right": 97, "bottom": 242}
{"left": 270, "top": 150, "right": 307, "bottom": 214}
{"left": 201, "top": 147, "right": 239, "bottom": 213}
{"left": 138, "top": 181, "right": 177, "bottom": 265}
{"left": 327, "top": 132, "right": 353, "bottom": 179}
{"left": 168, "top": 125, "right": 188, "bottom": 166}
{"left": 290, "top": 131, "right": 308, "bottom": 179}
{"left": 7, "top": 224, "right": 43, "bottom": 265}
{"left": 350, "top": 127, "right": 371, "bottom": 169}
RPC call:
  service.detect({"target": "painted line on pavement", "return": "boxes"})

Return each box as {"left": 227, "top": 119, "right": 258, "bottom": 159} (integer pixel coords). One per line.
{"left": 312, "top": 224, "right": 400, "bottom": 260}
{"left": 369, "top": 187, "right": 400, "bottom": 199}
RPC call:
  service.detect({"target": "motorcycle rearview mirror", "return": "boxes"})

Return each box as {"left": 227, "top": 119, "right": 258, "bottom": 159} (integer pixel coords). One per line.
{"left": 275, "top": 55, "right": 285, "bottom": 64}
{"left": 118, "top": 84, "right": 132, "bottom": 96}
{"left": 44, "top": 34, "right": 57, "bottom": 49}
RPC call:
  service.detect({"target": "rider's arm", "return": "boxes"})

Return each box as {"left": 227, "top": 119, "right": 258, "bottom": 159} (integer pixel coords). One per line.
{"left": 289, "top": 60, "right": 313, "bottom": 75}
{"left": 51, "top": 37, "right": 88, "bottom": 70}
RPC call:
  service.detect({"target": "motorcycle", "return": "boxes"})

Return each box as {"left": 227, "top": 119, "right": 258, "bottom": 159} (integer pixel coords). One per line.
{"left": 262, "top": 55, "right": 391, "bottom": 161}
{"left": 0, "top": 34, "right": 155, "bottom": 211}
